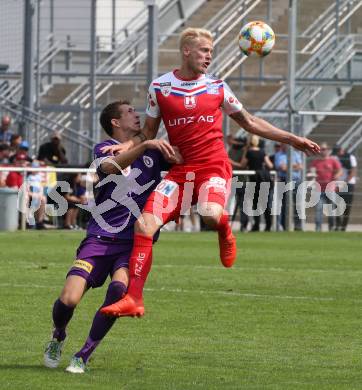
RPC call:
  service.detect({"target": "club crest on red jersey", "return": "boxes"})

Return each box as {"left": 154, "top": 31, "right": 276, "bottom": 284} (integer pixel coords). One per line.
{"left": 160, "top": 82, "right": 171, "bottom": 97}
{"left": 206, "top": 82, "right": 219, "bottom": 95}
{"left": 184, "top": 95, "right": 197, "bottom": 109}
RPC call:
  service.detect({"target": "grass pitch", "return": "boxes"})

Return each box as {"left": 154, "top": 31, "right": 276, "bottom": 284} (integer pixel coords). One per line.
{"left": 0, "top": 231, "right": 362, "bottom": 389}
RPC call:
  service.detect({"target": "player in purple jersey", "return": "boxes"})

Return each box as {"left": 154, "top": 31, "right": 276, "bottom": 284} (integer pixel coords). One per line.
{"left": 44, "top": 100, "right": 180, "bottom": 373}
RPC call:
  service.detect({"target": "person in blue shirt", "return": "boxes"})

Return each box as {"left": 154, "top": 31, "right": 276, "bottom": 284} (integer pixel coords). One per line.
{"left": 274, "top": 143, "right": 303, "bottom": 231}
{"left": 0, "top": 115, "right": 14, "bottom": 144}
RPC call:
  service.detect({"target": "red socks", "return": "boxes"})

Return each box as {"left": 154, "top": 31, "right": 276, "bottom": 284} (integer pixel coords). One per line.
{"left": 127, "top": 233, "right": 153, "bottom": 300}
{"left": 216, "top": 213, "right": 231, "bottom": 239}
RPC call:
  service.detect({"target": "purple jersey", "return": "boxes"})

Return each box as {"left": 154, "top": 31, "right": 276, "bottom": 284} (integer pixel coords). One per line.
{"left": 86, "top": 139, "right": 167, "bottom": 240}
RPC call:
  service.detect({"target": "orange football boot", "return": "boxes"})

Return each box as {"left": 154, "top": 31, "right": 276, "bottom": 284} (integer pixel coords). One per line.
{"left": 218, "top": 232, "right": 237, "bottom": 268}
{"left": 100, "top": 294, "right": 145, "bottom": 318}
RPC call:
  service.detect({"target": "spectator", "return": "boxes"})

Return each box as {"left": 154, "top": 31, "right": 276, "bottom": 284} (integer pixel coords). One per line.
{"left": 0, "top": 115, "right": 13, "bottom": 144}
{"left": 63, "top": 173, "right": 87, "bottom": 229}
{"left": 0, "top": 143, "right": 10, "bottom": 164}
{"left": 310, "top": 142, "right": 343, "bottom": 232}
{"left": 269, "top": 143, "right": 282, "bottom": 166}
{"left": 333, "top": 146, "right": 357, "bottom": 231}
{"left": 237, "top": 135, "right": 273, "bottom": 232}
{"left": 0, "top": 143, "right": 11, "bottom": 187}
{"left": 5, "top": 152, "right": 30, "bottom": 188}
{"left": 26, "top": 161, "right": 47, "bottom": 230}
{"left": 228, "top": 133, "right": 249, "bottom": 231}
{"left": 9, "top": 134, "right": 22, "bottom": 158}
{"left": 9, "top": 140, "right": 32, "bottom": 164}
{"left": 274, "top": 143, "right": 303, "bottom": 231}
{"left": 175, "top": 206, "right": 198, "bottom": 232}
{"left": 38, "top": 131, "right": 68, "bottom": 165}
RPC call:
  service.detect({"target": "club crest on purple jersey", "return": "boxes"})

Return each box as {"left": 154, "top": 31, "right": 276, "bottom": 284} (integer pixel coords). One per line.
{"left": 143, "top": 155, "right": 154, "bottom": 168}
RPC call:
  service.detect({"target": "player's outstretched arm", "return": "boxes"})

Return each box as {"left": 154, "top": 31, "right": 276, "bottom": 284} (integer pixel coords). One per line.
{"left": 230, "top": 108, "right": 320, "bottom": 155}
{"left": 100, "top": 116, "right": 175, "bottom": 159}
{"left": 101, "top": 139, "right": 178, "bottom": 174}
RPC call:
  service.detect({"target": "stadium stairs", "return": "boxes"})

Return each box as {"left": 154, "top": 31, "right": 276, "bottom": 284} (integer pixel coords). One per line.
{"left": 50, "top": 0, "right": 293, "bottom": 120}
{"left": 304, "top": 86, "right": 362, "bottom": 225}
{"left": 40, "top": 1, "right": 353, "bottom": 125}
{"left": 39, "top": 1, "right": 362, "bottom": 224}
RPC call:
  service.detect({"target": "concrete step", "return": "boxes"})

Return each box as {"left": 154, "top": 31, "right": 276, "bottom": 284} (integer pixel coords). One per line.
{"left": 307, "top": 85, "right": 362, "bottom": 223}
{"left": 41, "top": 83, "right": 79, "bottom": 105}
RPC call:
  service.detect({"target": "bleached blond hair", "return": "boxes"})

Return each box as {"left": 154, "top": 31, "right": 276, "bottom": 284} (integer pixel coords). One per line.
{"left": 250, "top": 135, "right": 260, "bottom": 147}
{"left": 179, "top": 28, "right": 213, "bottom": 51}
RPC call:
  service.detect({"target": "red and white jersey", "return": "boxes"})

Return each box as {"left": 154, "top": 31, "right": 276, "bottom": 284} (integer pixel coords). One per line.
{"left": 146, "top": 70, "right": 243, "bottom": 164}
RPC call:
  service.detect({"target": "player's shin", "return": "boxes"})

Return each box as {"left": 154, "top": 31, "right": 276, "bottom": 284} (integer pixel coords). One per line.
{"left": 126, "top": 233, "right": 153, "bottom": 300}
{"left": 74, "top": 281, "right": 127, "bottom": 363}
{"left": 216, "top": 212, "right": 232, "bottom": 238}
{"left": 52, "top": 298, "right": 75, "bottom": 341}
{"left": 216, "top": 212, "right": 237, "bottom": 268}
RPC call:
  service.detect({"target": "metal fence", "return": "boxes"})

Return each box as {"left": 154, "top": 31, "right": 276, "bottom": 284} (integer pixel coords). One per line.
{"left": 2, "top": 164, "right": 359, "bottom": 232}
{"left": 0, "top": 0, "right": 361, "bottom": 231}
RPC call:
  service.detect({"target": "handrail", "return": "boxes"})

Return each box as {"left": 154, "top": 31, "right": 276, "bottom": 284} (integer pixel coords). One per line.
{"left": 301, "top": 0, "right": 362, "bottom": 54}
{"left": 0, "top": 166, "right": 276, "bottom": 177}
{"left": 256, "top": 35, "right": 362, "bottom": 142}
{"left": 214, "top": 0, "right": 261, "bottom": 45}
{"left": 262, "top": 35, "right": 358, "bottom": 111}
{"left": 113, "top": 5, "right": 149, "bottom": 43}
{"left": 0, "top": 96, "right": 94, "bottom": 150}
{"left": 0, "top": 166, "right": 96, "bottom": 173}
{"left": 208, "top": 0, "right": 263, "bottom": 76}
{"left": 0, "top": 35, "right": 62, "bottom": 101}
{"left": 211, "top": 0, "right": 361, "bottom": 81}
{"left": 45, "top": 0, "right": 209, "bottom": 128}
{"left": 204, "top": 0, "right": 241, "bottom": 31}
{"left": 302, "top": 1, "right": 345, "bottom": 37}
{"left": 337, "top": 117, "right": 362, "bottom": 151}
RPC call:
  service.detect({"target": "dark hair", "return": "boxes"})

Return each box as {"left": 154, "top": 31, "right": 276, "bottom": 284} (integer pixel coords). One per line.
{"left": 99, "top": 100, "right": 130, "bottom": 137}
{"left": 231, "top": 136, "right": 247, "bottom": 150}
{"left": 10, "top": 134, "right": 21, "bottom": 143}
{"left": 0, "top": 142, "right": 10, "bottom": 152}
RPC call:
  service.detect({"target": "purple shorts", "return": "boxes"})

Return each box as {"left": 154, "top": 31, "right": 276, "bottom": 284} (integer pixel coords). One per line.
{"left": 67, "top": 235, "right": 133, "bottom": 288}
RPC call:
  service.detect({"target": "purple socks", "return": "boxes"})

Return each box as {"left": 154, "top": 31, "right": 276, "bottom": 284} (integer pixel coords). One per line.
{"left": 75, "top": 281, "right": 127, "bottom": 363}
{"left": 52, "top": 299, "right": 75, "bottom": 341}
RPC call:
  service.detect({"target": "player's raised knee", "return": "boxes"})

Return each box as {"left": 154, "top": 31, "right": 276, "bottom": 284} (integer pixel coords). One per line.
{"left": 198, "top": 203, "right": 223, "bottom": 228}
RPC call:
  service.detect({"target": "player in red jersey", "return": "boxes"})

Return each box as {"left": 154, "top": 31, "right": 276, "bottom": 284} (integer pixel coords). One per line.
{"left": 101, "top": 28, "right": 320, "bottom": 317}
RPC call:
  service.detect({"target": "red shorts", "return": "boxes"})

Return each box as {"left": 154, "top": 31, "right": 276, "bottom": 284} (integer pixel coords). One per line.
{"left": 143, "top": 161, "right": 232, "bottom": 225}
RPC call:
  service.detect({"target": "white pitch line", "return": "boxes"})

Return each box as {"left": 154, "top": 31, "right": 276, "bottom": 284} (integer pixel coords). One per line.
{"left": 0, "top": 282, "right": 336, "bottom": 302}
{"left": 144, "top": 287, "right": 336, "bottom": 301}
{"left": 154, "top": 264, "right": 362, "bottom": 275}
{"left": 1, "top": 260, "right": 362, "bottom": 275}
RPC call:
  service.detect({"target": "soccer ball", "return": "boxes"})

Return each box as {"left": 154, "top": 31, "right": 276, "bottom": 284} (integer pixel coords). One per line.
{"left": 238, "top": 21, "right": 275, "bottom": 56}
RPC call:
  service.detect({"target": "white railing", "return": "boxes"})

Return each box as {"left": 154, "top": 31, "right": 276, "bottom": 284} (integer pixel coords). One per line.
{"left": 336, "top": 116, "right": 362, "bottom": 152}
{"left": 258, "top": 35, "right": 362, "bottom": 137}
{"left": 44, "top": 0, "right": 209, "bottom": 131}
{"left": 0, "top": 166, "right": 317, "bottom": 233}
{"left": 0, "top": 34, "right": 62, "bottom": 102}
{"left": 301, "top": 0, "right": 362, "bottom": 54}
{"left": 212, "top": 0, "right": 362, "bottom": 79}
